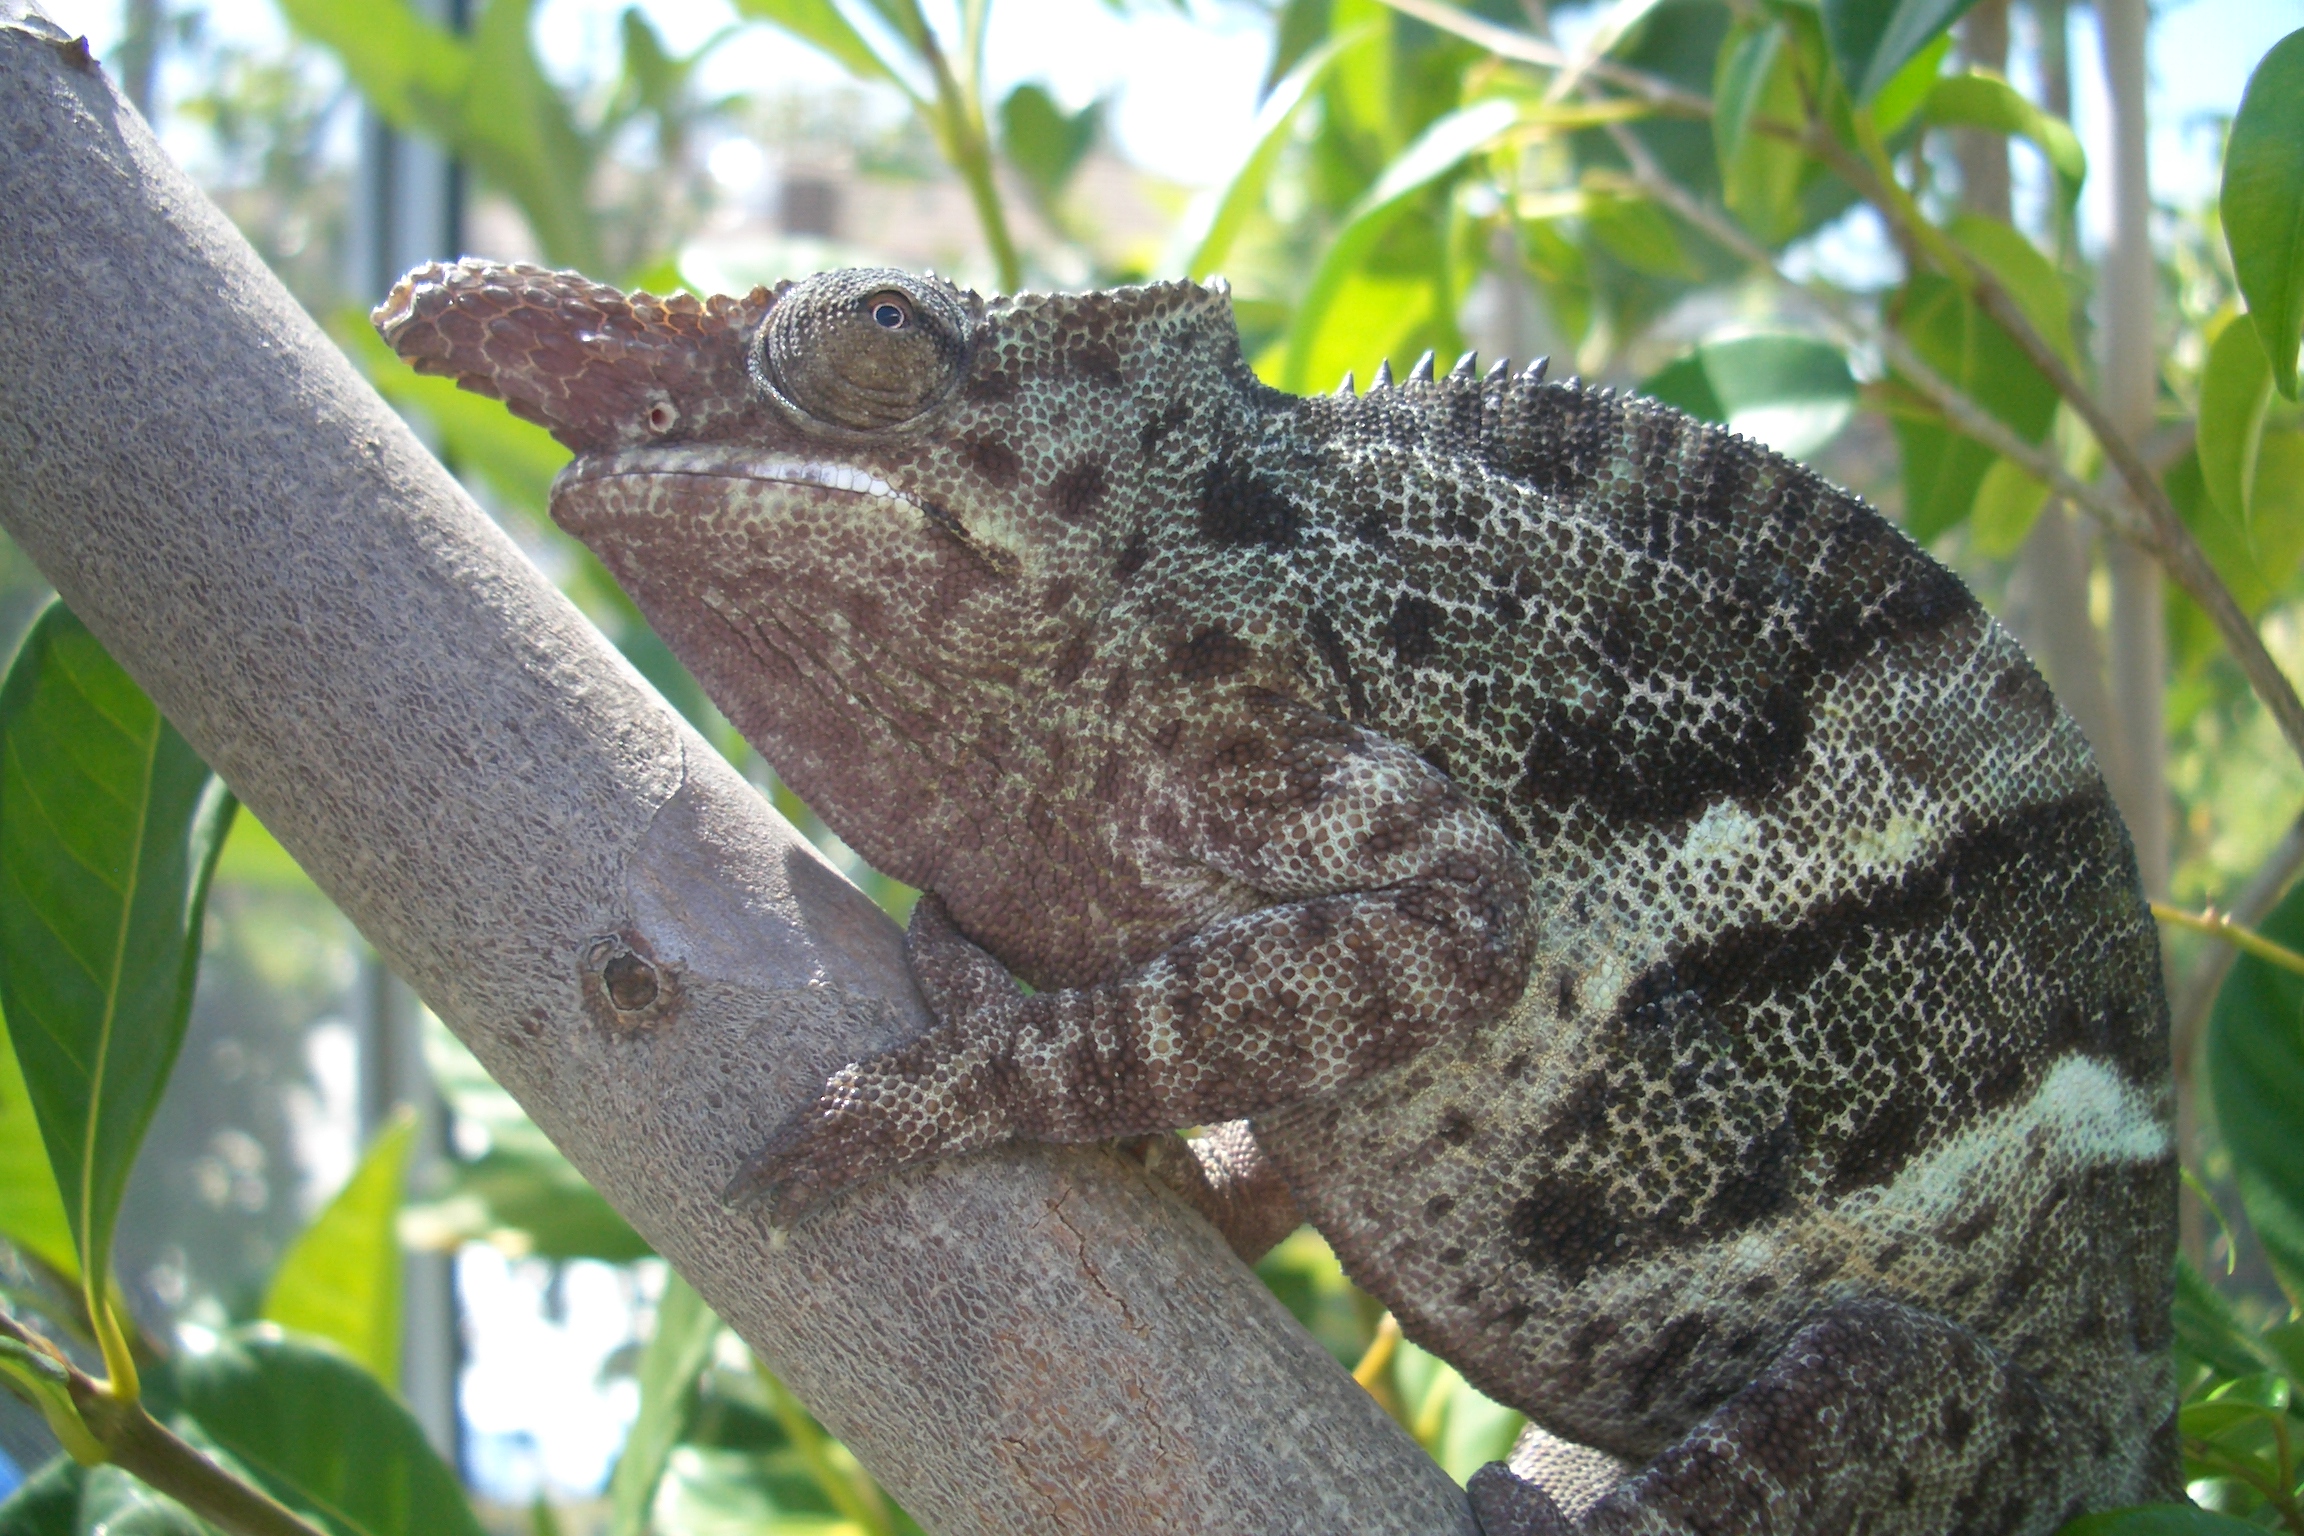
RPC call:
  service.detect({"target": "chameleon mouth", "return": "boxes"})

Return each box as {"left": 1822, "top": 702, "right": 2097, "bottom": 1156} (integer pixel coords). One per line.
{"left": 554, "top": 444, "right": 914, "bottom": 506}
{"left": 554, "top": 444, "right": 1019, "bottom": 576}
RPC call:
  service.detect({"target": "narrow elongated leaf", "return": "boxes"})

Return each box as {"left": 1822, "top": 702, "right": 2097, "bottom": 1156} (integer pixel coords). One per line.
{"left": 2196, "top": 317, "right": 2304, "bottom": 604}
{"left": 2222, "top": 27, "right": 2304, "bottom": 399}
{"left": 1277, "top": 97, "right": 1518, "bottom": 391}
{"left": 0, "top": 603, "right": 235, "bottom": 1346}
{"left": 1888, "top": 270, "right": 2058, "bottom": 539}
{"left": 170, "top": 1329, "right": 484, "bottom": 1536}
{"left": 1945, "top": 212, "right": 2074, "bottom": 363}
{"left": 1967, "top": 455, "right": 2050, "bottom": 557}
{"left": 729, "top": 0, "right": 920, "bottom": 98}
{"left": 2207, "top": 875, "right": 2304, "bottom": 1303}
{"left": 456, "top": 0, "right": 601, "bottom": 272}
{"left": 1176, "top": 30, "right": 1362, "bottom": 279}
{"left": 1922, "top": 72, "right": 2084, "bottom": 208}
{"left": 278, "top": 0, "right": 601, "bottom": 272}
{"left": 1713, "top": 18, "right": 1814, "bottom": 245}
{"left": 2200, "top": 317, "right": 2277, "bottom": 524}
{"left": 261, "top": 1109, "right": 417, "bottom": 1388}
{"left": 1821, "top": 0, "right": 1980, "bottom": 103}
{"left": 2173, "top": 1254, "right": 2287, "bottom": 1383}
{"left": 609, "top": 1274, "right": 724, "bottom": 1536}
{"left": 1869, "top": 31, "right": 1951, "bottom": 136}
{"left": 0, "top": 998, "right": 76, "bottom": 1280}
{"left": 998, "top": 85, "right": 1099, "bottom": 212}
{"left": 272, "top": 0, "right": 468, "bottom": 131}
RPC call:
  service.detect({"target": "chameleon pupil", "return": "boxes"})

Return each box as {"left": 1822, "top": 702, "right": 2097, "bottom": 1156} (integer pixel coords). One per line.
{"left": 873, "top": 302, "right": 907, "bottom": 329}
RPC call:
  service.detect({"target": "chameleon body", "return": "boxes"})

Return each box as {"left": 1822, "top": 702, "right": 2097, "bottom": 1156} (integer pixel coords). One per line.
{"left": 377, "top": 260, "right": 2179, "bottom": 1532}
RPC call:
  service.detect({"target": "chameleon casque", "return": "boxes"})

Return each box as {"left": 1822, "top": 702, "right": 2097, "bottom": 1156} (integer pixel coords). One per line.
{"left": 377, "top": 258, "right": 2179, "bottom": 1532}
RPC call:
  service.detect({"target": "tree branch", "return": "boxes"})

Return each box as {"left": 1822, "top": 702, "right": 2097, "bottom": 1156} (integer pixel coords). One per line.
{"left": 0, "top": 11, "right": 1472, "bottom": 1532}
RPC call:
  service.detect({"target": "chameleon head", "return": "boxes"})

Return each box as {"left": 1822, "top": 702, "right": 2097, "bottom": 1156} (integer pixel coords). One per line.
{"left": 372, "top": 259, "right": 1251, "bottom": 876}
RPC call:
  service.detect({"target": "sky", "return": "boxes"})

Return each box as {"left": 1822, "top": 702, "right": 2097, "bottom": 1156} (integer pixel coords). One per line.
{"left": 21, "top": 0, "right": 2304, "bottom": 1501}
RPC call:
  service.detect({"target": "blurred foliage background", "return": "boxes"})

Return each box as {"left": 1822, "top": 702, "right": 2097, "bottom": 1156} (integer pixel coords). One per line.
{"left": 1, "top": 0, "right": 2303, "bottom": 1528}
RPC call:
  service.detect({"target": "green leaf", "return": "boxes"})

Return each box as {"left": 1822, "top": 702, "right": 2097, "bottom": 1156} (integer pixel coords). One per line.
{"left": 1583, "top": 189, "right": 1704, "bottom": 281}
{"left": 1922, "top": 71, "right": 2084, "bottom": 210}
{"left": 998, "top": 84, "right": 1099, "bottom": 213}
{"left": 277, "top": 0, "right": 602, "bottom": 272}
{"left": 2222, "top": 27, "right": 2304, "bottom": 400}
{"left": 2207, "top": 873, "right": 2304, "bottom": 1303}
{"left": 1889, "top": 270, "right": 2059, "bottom": 540}
{"left": 459, "top": 0, "right": 601, "bottom": 272}
{"left": 2059, "top": 1509, "right": 2282, "bottom": 1536}
{"left": 1967, "top": 456, "right": 2051, "bottom": 557}
{"left": 0, "top": 1337, "right": 102, "bottom": 1463}
{"left": 609, "top": 1274, "right": 724, "bottom": 1536}
{"left": 2202, "top": 316, "right": 2281, "bottom": 523}
{"left": 0, "top": 1461, "right": 216, "bottom": 1536}
{"left": 169, "top": 1329, "right": 483, "bottom": 1536}
{"left": 2174, "top": 1255, "right": 2287, "bottom": 1383}
{"left": 401, "top": 1017, "right": 648, "bottom": 1263}
{"left": 2196, "top": 317, "right": 2304, "bottom": 606}
{"left": 272, "top": 0, "right": 468, "bottom": 136}
{"left": 1277, "top": 97, "right": 1517, "bottom": 392}
{"left": 0, "top": 998, "right": 77, "bottom": 1281}
{"left": 1869, "top": 31, "right": 1951, "bottom": 137}
{"left": 1713, "top": 18, "right": 1816, "bottom": 245}
{"left": 0, "top": 1456, "right": 89, "bottom": 1536}
{"left": 728, "top": 0, "right": 919, "bottom": 99}
{"left": 0, "top": 602, "right": 235, "bottom": 1380}
{"left": 1176, "top": 30, "right": 1363, "bottom": 280}
{"left": 1640, "top": 333, "right": 1856, "bottom": 460}
{"left": 1945, "top": 211, "right": 2075, "bottom": 364}
{"left": 1821, "top": 0, "right": 1982, "bottom": 103}
{"left": 261, "top": 1109, "right": 417, "bottom": 1388}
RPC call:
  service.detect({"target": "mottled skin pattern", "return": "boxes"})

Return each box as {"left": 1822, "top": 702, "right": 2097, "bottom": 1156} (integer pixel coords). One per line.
{"left": 377, "top": 258, "right": 2180, "bottom": 1533}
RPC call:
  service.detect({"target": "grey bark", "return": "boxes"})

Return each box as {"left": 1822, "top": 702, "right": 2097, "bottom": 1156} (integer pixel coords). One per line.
{"left": 2097, "top": 0, "right": 2167, "bottom": 902}
{"left": 0, "top": 13, "right": 1473, "bottom": 1533}
{"left": 1953, "top": 0, "right": 2012, "bottom": 224}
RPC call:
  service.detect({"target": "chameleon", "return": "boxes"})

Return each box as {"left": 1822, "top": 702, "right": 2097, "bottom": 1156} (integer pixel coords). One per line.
{"left": 376, "top": 258, "right": 2179, "bottom": 1532}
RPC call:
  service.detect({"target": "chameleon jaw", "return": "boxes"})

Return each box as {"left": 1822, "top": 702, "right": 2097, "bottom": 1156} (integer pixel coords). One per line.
{"left": 554, "top": 444, "right": 912, "bottom": 507}
{"left": 553, "top": 444, "right": 1020, "bottom": 577}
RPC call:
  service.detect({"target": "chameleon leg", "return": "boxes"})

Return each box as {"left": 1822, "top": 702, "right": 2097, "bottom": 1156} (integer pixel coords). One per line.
{"left": 1467, "top": 1425, "right": 1633, "bottom": 1533}
{"left": 909, "top": 899, "right": 1308, "bottom": 1259}
{"left": 1470, "top": 1299, "right": 2147, "bottom": 1536}
{"left": 1135, "top": 1120, "right": 1304, "bottom": 1265}
{"left": 730, "top": 867, "right": 1528, "bottom": 1219}
{"left": 728, "top": 707, "right": 1534, "bottom": 1220}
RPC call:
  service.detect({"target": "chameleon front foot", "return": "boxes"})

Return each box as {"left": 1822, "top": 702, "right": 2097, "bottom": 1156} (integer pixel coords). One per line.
{"left": 723, "top": 1061, "right": 916, "bottom": 1221}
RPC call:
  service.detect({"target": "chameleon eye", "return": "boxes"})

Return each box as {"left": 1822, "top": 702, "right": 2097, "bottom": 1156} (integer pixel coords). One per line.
{"left": 757, "top": 270, "right": 966, "bottom": 431}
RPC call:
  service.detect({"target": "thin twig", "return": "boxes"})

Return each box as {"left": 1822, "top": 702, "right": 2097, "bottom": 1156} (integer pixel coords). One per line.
{"left": 2152, "top": 901, "right": 2304, "bottom": 977}
{"left": 1809, "top": 124, "right": 2304, "bottom": 775}
{"left": 2171, "top": 810, "right": 2304, "bottom": 1063}
{"left": 1375, "top": 0, "right": 1711, "bottom": 118}
{"left": 0, "top": 1310, "right": 331, "bottom": 1536}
